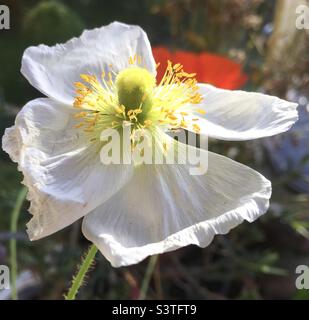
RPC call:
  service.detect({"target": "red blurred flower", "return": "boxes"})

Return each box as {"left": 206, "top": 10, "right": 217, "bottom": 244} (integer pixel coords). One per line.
{"left": 152, "top": 46, "right": 248, "bottom": 90}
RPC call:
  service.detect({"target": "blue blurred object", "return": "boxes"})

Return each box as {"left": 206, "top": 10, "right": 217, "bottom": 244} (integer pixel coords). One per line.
{"left": 262, "top": 23, "right": 273, "bottom": 36}
{"left": 264, "top": 90, "right": 309, "bottom": 193}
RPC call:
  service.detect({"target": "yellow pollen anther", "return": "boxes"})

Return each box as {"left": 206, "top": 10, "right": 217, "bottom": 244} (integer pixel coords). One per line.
{"left": 115, "top": 105, "right": 126, "bottom": 114}
{"left": 193, "top": 124, "right": 201, "bottom": 133}
{"left": 168, "top": 115, "right": 178, "bottom": 121}
{"left": 74, "top": 82, "right": 86, "bottom": 89}
{"left": 180, "top": 111, "right": 189, "bottom": 116}
{"left": 74, "top": 112, "right": 88, "bottom": 119}
{"left": 196, "top": 108, "right": 206, "bottom": 115}
{"left": 143, "top": 119, "right": 152, "bottom": 127}
{"left": 74, "top": 123, "right": 84, "bottom": 129}
{"left": 180, "top": 120, "right": 188, "bottom": 128}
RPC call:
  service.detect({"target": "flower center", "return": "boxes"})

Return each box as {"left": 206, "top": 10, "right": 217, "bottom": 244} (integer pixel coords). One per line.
{"left": 72, "top": 57, "right": 204, "bottom": 143}
{"left": 115, "top": 67, "right": 156, "bottom": 116}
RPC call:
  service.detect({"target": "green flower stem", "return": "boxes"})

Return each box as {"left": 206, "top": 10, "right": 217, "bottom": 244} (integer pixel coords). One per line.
{"left": 10, "top": 187, "right": 27, "bottom": 300}
{"left": 139, "top": 254, "right": 159, "bottom": 300}
{"left": 65, "top": 244, "right": 98, "bottom": 300}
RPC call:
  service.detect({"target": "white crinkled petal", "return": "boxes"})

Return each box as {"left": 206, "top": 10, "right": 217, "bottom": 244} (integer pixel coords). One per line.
{"left": 184, "top": 84, "right": 298, "bottom": 141}
{"left": 2, "top": 98, "right": 133, "bottom": 240}
{"left": 82, "top": 140, "right": 271, "bottom": 267}
{"left": 21, "top": 21, "right": 156, "bottom": 105}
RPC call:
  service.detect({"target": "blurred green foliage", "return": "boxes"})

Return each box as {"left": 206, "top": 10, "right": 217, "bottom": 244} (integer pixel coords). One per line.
{"left": 23, "top": 1, "right": 85, "bottom": 45}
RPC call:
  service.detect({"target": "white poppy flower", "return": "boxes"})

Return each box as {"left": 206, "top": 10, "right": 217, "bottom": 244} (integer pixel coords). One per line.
{"left": 2, "top": 22, "right": 298, "bottom": 267}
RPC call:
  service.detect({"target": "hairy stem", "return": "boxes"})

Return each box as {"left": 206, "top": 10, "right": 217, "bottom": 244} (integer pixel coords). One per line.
{"left": 65, "top": 244, "right": 98, "bottom": 300}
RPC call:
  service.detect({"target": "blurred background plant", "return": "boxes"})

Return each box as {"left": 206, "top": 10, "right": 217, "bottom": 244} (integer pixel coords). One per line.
{"left": 0, "top": 0, "right": 308, "bottom": 300}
